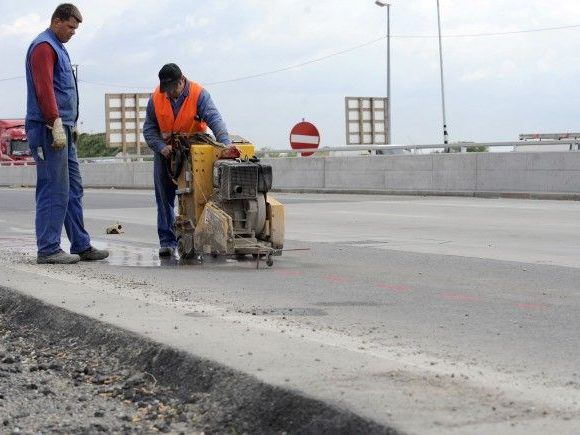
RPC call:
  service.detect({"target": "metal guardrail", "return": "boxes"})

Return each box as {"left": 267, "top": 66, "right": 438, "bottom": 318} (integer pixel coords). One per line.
{"left": 76, "top": 156, "right": 154, "bottom": 164}
{"left": 260, "top": 140, "right": 580, "bottom": 156}
{"left": 3, "top": 140, "right": 576, "bottom": 166}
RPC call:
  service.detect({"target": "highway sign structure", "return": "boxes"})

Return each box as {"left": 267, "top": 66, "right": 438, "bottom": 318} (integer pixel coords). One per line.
{"left": 290, "top": 121, "right": 320, "bottom": 157}
{"left": 345, "top": 97, "right": 389, "bottom": 145}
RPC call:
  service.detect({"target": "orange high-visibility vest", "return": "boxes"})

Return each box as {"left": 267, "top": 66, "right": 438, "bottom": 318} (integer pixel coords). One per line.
{"left": 152, "top": 81, "right": 207, "bottom": 136}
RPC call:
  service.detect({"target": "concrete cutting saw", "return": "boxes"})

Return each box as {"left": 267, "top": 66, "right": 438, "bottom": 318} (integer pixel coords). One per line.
{"left": 167, "top": 133, "right": 284, "bottom": 267}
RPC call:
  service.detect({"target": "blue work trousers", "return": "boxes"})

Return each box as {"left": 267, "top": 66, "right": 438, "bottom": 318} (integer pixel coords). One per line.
{"left": 26, "top": 122, "right": 91, "bottom": 256}
{"left": 153, "top": 152, "right": 177, "bottom": 248}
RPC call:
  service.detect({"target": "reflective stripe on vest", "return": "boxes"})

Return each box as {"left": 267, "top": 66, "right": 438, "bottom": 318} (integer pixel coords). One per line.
{"left": 152, "top": 82, "right": 207, "bottom": 136}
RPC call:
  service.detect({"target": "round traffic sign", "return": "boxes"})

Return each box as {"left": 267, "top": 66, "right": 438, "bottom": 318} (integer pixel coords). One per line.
{"left": 289, "top": 121, "right": 320, "bottom": 157}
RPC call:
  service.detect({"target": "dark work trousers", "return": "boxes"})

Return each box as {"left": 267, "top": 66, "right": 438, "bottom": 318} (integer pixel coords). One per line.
{"left": 26, "top": 122, "right": 91, "bottom": 257}
{"left": 153, "top": 152, "right": 177, "bottom": 248}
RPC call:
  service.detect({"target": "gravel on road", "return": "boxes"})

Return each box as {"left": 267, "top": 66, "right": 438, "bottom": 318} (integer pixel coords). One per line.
{"left": 0, "top": 286, "right": 396, "bottom": 434}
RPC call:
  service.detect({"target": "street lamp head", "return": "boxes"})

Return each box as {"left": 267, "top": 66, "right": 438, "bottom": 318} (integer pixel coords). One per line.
{"left": 375, "top": 0, "right": 389, "bottom": 7}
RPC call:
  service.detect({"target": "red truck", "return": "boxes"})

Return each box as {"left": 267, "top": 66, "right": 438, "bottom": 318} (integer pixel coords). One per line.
{"left": 0, "top": 119, "right": 33, "bottom": 165}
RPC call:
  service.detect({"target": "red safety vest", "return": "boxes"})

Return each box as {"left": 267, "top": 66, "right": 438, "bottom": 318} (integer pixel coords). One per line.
{"left": 152, "top": 81, "right": 207, "bottom": 135}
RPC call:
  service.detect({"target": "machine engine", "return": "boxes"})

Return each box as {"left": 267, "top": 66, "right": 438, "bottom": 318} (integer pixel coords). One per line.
{"left": 212, "top": 160, "right": 272, "bottom": 238}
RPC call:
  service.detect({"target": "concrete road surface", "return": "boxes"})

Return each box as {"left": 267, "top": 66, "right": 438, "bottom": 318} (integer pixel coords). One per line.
{"left": 0, "top": 187, "right": 579, "bottom": 434}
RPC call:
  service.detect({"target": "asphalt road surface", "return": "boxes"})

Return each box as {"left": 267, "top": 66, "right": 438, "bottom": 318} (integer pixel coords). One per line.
{"left": 0, "top": 187, "right": 579, "bottom": 434}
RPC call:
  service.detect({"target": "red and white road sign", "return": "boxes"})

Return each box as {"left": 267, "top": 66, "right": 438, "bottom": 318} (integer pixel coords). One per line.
{"left": 290, "top": 121, "right": 320, "bottom": 157}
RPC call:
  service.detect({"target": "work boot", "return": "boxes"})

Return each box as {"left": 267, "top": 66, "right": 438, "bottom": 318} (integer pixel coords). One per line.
{"left": 78, "top": 246, "right": 110, "bottom": 261}
{"left": 158, "top": 247, "right": 175, "bottom": 257}
{"left": 37, "top": 250, "right": 80, "bottom": 264}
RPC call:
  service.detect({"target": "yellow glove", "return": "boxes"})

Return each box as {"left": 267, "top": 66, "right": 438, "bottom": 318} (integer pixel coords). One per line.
{"left": 48, "top": 117, "right": 67, "bottom": 150}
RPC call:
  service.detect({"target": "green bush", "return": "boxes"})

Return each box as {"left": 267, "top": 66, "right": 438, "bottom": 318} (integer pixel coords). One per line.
{"left": 76, "top": 133, "right": 121, "bottom": 158}
{"left": 449, "top": 144, "right": 488, "bottom": 153}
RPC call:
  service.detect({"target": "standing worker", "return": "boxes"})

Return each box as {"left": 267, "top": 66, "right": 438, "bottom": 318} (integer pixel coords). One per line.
{"left": 144, "top": 63, "right": 233, "bottom": 257}
{"left": 25, "top": 3, "right": 109, "bottom": 264}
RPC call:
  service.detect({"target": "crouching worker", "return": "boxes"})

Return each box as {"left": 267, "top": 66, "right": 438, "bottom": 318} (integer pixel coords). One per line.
{"left": 144, "top": 63, "right": 233, "bottom": 257}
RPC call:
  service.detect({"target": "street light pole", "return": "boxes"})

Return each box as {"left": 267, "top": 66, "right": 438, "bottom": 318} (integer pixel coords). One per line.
{"left": 436, "top": 0, "right": 450, "bottom": 151}
{"left": 386, "top": 2, "right": 391, "bottom": 144}
{"left": 375, "top": 0, "right": 391, "bottom": 144}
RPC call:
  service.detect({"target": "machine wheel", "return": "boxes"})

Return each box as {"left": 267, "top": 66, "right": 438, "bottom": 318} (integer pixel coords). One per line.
{"left": 266, "top": 255, "right": 274, "bottom": 267}
{"left": 177, "top": 235, "right": 196, "bottom": 259}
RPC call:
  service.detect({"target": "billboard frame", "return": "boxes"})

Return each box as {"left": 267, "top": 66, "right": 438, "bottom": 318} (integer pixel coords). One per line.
{"left": 345, "top": 96, "right": 389, "bottom": 145}
{"left": 105, "top": 93, "right": 151, "bottom": 155}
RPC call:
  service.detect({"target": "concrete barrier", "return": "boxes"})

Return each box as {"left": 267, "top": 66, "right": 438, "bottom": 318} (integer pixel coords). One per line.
{"left": 0, "top": 164, "right": 36, "bottom": 187}
{"left": 266, "top": 152, "right": 580, "bottom": 198}
{"left": 1, "top": 152, "right": 580, "bottom": 199}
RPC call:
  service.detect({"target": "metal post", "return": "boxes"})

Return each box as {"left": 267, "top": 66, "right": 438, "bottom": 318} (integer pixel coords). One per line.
{"left": 436, "top": 0, "right": 449, "bottom": 151}
{"left": 386, "top": 3, "right": 391, "bottom": 144}
{"left": 375, "top": 1, "right": 392, "bottom": 152}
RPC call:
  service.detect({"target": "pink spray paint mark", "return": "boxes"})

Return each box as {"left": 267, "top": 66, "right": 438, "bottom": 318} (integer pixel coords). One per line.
{"left": 276, "top": 270, "right": 302, "bottom": 276}
{"left": 324, "top": 275, "right": 350, "bottom": 284}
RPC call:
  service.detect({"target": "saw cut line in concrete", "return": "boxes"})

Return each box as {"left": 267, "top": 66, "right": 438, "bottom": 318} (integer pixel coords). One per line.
{"left": 240, "top": 307, "right": 328, "bottom": 317}
{"left": 314, "top": 301, "right": 389, "bottom": 307}
{"left": 184, "top": 311, "right": 210, "bottom": 318}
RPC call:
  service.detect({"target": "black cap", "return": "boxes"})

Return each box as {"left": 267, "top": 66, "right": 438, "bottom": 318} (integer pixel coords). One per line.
{"left": 158, "top": 63, "right": 182, "bottom": 92}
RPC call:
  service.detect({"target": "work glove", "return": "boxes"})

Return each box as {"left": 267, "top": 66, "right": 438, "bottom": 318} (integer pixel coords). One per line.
{"left": 160, "top": 145, "right": 173, "bottom": 158}
{"left": 48, "top": 117, "right": 66, "bottom": 150}
{"left": 219, "top": 145, "right": 241, "bottom": 159}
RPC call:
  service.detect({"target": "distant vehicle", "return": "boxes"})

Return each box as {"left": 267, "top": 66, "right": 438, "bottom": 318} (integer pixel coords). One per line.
{"left": 517, "top": 132, "right": 579, "bottom": 152}
{"left": 0, "top": 119, "right": 33, "bottom": 165}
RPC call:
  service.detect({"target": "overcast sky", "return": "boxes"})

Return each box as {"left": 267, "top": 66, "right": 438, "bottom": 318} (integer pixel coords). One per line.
{"left": 1, "top": 0, "right": 579, "bottom": 149}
